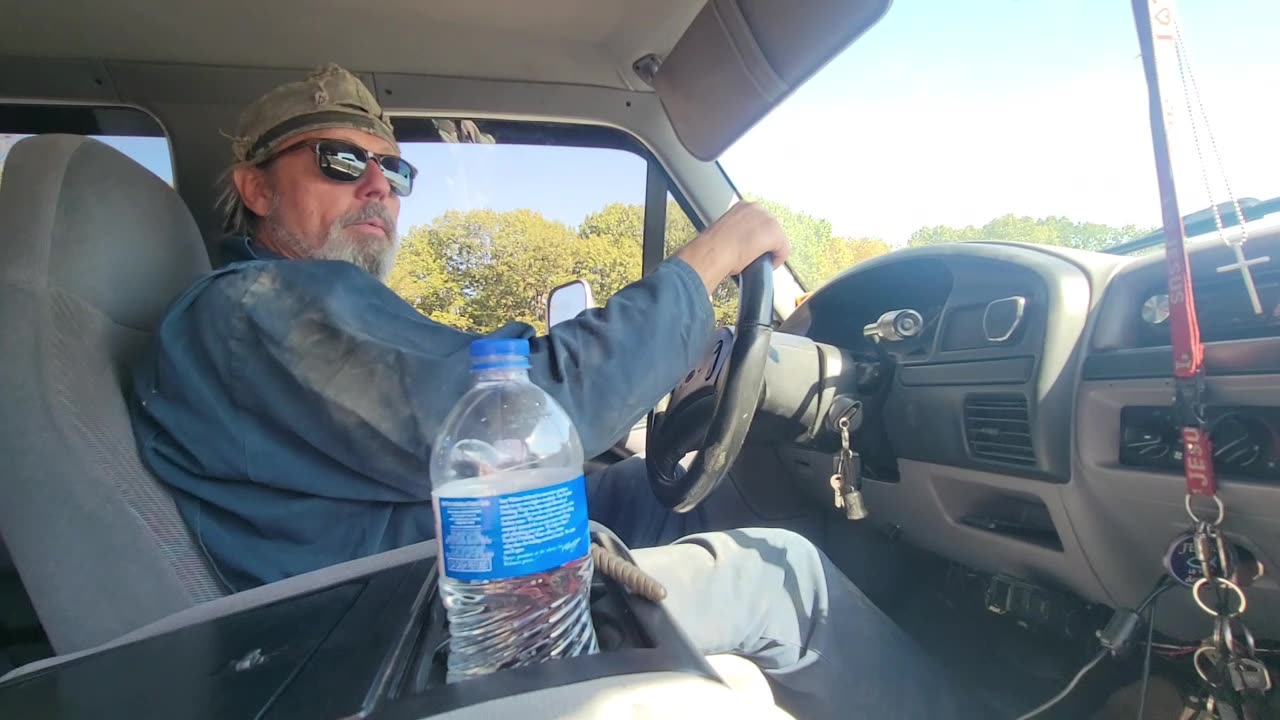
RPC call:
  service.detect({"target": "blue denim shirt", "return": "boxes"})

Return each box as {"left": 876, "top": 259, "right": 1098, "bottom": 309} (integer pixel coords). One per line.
{"left": 130, "top": 237, "right": 714, "bottom": 591}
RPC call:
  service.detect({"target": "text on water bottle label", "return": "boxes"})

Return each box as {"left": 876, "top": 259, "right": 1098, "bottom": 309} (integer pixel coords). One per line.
{"left": 437, "top": 475, "right": 590, "bottom": 581}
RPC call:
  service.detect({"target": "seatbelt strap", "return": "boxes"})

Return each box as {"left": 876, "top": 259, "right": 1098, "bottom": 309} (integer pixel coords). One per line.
{"left": 1131, "top": 0, "right": 1215, "bottom": 498}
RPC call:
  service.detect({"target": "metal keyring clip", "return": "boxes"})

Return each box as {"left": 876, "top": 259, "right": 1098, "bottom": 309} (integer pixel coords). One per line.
{"left": 1229, "top": 617, "right": 1258, "bottom": 658}
{"left": 1212, "top": 615, "right": 1233, "bottom": 653}
{"left": 1212, "top": 528, "right": 1234, "bottom": 579}
{"left": 1186, "top": 493, "right": 1225, "bottom": 526}
{"left": 1193, "top": 577, "right": 1247, "bottom": 617}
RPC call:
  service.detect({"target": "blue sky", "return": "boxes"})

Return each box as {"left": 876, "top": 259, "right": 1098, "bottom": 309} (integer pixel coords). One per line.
{"left": 397, "top": 143, "right": 647, "bottom": 232}
{"left": 42, "top": 0, "right": 1278, "bottom": 249}
{"left": 0, "top": 134, "right": 171, "bottom": 185}
{"left": 720, "top": 0, "right": 1280, "bottom": 245}
{"left": 92, "top": 136, "right": 174, "bottom": 183}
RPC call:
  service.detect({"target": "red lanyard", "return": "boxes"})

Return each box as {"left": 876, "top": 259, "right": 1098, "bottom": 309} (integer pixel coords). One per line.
{"left": 1132, "top": 6, "right": 1274, "bottom": 713}
{"left": 1132, "top": 0, "right": 1216, "bottom": 498}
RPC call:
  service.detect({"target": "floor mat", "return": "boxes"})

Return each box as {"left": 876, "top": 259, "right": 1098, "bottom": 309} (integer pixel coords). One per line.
{"left": 1096, "top": 674, "right": 1186, "bottom": 720}
{"left": 884, "top": 559, "right": 1134, "bottom": 719}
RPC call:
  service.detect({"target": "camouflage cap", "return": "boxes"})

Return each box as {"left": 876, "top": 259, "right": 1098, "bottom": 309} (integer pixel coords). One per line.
{"left": 230, "top": 63, "right": 397, "bottom": 164}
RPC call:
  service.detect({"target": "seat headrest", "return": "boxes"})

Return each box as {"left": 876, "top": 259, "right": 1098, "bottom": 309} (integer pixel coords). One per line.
{"left": 0, "top": 134, "right": 210, "bottom": 330}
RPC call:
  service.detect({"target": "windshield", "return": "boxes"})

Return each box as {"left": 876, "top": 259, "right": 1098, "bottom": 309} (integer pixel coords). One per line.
{"left": 721, "top": 0, "right": 1280, "bottom": 290}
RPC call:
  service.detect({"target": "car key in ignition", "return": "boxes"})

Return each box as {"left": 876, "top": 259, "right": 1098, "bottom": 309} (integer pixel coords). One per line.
{"left": 829, "top": 398, "right": 868, "bottom": 521}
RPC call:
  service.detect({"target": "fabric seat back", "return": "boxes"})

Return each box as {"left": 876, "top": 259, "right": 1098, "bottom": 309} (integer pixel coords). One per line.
{"left": 0, "top": 135, "right": 227, "bottom": 653}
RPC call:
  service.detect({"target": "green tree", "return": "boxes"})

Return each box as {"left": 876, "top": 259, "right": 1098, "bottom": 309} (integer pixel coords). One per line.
{"left": 829, "top": 236, "right": 893, "bottom": 277}
{"left": 389, "top": 207, "right": 647, "bottom": 334}
{"left": 908, "top": 214, "right": 1149, "bottom": 252}
{"left": 385, "top": 226, "right": 462, "bottom": 326}
{"left": 578, "top": 199, "right": 699, "bottom": 256}
{"left": 750, "top": 198, "right": 833, "bottom": 284}
{"left": 427, "top": 208, "right": 588, "bottom": 333}
{"left": 578, "top": 202, "right": 645, "bottom": 250}
{"left": 578, "top": 200, "right": 741, "bottom": 326}
{"left": 385, "top": 197, "right": 893, "bottom": 333}
{"left": 575, "top": 202, "right": 645, "bottom": 301}
{"left": 749, "top": 197, "right": 892, "bottom": 288}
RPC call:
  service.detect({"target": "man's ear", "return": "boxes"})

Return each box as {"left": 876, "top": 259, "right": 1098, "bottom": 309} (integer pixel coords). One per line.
{"left": 231, "top": 164, "right": 274, "bottom": 217}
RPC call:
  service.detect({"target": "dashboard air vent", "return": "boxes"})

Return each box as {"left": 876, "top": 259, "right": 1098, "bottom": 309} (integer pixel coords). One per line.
{"left": 965, "top": 394, "right": 1035, "bottom": 466}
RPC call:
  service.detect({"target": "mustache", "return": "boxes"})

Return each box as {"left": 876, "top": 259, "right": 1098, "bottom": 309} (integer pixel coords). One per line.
{"left": 340, "top": 203, "right": 398, "bottom": 237}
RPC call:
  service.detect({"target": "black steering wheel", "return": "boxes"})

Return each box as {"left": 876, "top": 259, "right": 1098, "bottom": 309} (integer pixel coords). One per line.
{"left": 646, "top": 255, "right": 774, "bottom": 512}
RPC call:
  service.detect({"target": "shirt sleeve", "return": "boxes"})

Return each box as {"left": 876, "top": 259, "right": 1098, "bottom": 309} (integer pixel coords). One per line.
{"left": 149, "top": 256, "right": 714, "bottom": 502}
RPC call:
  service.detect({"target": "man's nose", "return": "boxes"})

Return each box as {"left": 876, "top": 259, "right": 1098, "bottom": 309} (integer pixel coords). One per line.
{"left": 357, "top": 160, "right": 392, "bottom": 199}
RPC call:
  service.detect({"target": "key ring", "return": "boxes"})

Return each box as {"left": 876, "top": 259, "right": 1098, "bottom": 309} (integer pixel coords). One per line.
{"left": 1193, "top": 576, "right": 1247, "bottom": 617}
{"left": 1194, "top": 645, "right": 1222, "bottom": 686}
{"left": 1186, "top": 493, "right": 1225, "bottom": 526}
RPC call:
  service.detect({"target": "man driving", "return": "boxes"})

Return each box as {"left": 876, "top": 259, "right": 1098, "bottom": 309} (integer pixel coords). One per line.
{"left": 130, "top": 64, "right": 969, "bottom": 719}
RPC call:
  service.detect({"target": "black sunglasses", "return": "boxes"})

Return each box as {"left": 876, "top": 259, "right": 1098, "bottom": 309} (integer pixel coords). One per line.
{"left": 269, "top": 138, "right": 417, "bottom": 197}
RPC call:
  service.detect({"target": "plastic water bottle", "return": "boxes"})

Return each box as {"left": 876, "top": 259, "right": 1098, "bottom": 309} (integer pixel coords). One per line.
{"left": 431, "top": 338, "right": 598, "bottom": 682}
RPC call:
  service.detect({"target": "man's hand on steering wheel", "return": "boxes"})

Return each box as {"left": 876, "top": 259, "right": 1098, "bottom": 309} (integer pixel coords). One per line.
{"left": 673, "top": 201, "right": 791, "bottom": 293}
{"left": 649, "top": 202, "right": 791, "bottom": 513}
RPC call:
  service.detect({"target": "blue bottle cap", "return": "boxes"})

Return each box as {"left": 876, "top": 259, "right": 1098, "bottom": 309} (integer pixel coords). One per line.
{"left": 470, "top": 338, "right": 531, "bottom": 370}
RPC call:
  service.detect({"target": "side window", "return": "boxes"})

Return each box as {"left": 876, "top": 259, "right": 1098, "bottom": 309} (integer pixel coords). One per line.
{"left": 663, "top": 193, "right": 738, "bottom": 327}
{"left": 0, "top": 105, "right": 173, "bottom": 188}
{"left": 389, "top": 118, "right": 648, "bottom": 334}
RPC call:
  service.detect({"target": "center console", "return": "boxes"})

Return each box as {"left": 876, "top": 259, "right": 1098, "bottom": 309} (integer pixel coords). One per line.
{"left": 0, "top": 551, "right": 756, "bottom": 719}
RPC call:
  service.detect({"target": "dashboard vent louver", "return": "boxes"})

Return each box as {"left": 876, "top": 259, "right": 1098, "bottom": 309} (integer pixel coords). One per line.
{"left": 964, "top": 394, "right": 1036, "bottom": 466}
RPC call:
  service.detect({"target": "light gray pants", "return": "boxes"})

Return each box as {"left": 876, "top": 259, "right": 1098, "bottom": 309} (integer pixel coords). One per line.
{"left": 587, "top": 456, "right": 974, "bottom": 720}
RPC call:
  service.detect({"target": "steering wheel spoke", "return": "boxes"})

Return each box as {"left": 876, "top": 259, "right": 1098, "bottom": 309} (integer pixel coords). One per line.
{"left": 646, "top": 255, "right": 774, "bottom": 512}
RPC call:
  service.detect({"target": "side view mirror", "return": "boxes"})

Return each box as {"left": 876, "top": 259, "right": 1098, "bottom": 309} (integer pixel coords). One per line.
{"left": 548, "top": 279, "right": 596, "bottom": 328}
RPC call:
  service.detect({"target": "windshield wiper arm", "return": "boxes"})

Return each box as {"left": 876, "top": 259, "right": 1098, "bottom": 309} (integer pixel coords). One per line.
{"left": 1106, "top": 195, "right": 1280, "bottom": 255}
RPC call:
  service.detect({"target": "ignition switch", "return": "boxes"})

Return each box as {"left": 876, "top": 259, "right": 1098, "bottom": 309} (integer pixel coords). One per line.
{"left": 826, "top": 395, "right": 864, "bottom": 434}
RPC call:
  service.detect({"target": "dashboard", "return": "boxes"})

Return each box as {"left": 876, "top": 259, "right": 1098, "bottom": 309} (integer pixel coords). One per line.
{"left": 783, "top": 246, "right": 1086, "bottom": 483}
{"left": 768, "top": 231, "right": 1280, "bottom": 642}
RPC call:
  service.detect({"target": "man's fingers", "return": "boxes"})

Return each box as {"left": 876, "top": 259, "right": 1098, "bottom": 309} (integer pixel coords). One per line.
{"left": 679, "top": 201, "right": 792, "bottom": 282}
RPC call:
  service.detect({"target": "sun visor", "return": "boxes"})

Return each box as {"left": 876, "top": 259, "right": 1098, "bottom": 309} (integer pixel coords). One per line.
{"left": 654, "top": 0, "right": 891, "bottom": 161}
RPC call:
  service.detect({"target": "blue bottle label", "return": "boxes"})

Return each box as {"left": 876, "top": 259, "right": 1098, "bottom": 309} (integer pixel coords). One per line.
{"left": 437, "top": 474, "right": 590, "bottom": 581}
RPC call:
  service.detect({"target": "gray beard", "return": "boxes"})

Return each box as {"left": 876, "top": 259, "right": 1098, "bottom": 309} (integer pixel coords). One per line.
{"left": 263, "top": 202, "right": 400, "bottom": 282}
